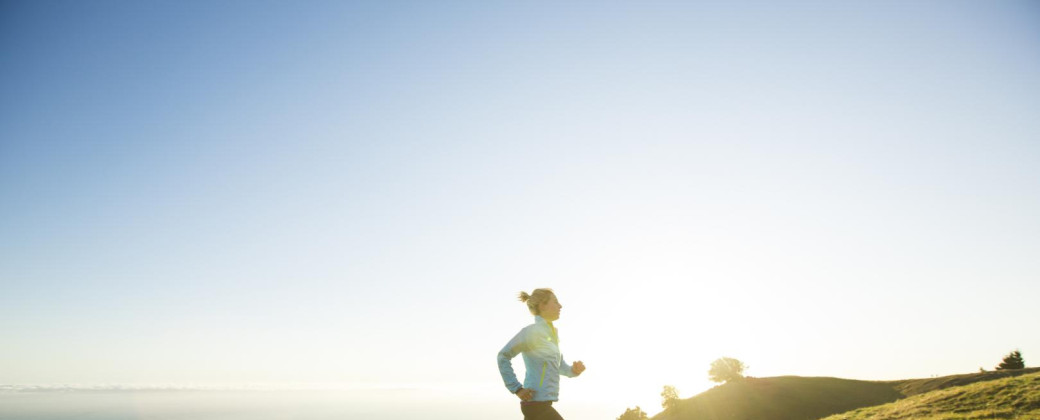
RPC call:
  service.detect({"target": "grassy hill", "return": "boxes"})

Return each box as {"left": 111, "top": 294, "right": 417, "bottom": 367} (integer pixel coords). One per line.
{"left": 650, "top": 368, "right": 1040, "bottom": 420}
{"left": 821, "top": 371, "right": 1040, "bottom": 420}
{"left": 651, "top": 376, "right": 903, "bottom": 420}
{"left": 889, "top": 367, "right": 1040, "bottom": 396}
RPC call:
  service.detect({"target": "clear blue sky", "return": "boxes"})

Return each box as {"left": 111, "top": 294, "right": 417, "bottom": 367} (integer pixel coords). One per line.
{"left": 2, "top": 0, "right": 1038, "bottom": 413}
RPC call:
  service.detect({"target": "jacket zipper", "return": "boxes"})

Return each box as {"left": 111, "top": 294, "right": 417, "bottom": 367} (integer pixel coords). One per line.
{"left": 539, "top": 361, "right": 546, "bottom": 387}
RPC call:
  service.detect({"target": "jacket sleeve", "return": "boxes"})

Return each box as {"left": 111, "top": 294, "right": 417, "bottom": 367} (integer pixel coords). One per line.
{"left": 497, "top": 327, "right": 530, "bottom": 393}
{"left": 560, "top": 354, "right": 577, "bottom": 378}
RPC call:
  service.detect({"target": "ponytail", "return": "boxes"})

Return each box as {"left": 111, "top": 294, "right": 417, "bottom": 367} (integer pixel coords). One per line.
{"left": 517, "top": 288, "right": 554, "bottom": 315}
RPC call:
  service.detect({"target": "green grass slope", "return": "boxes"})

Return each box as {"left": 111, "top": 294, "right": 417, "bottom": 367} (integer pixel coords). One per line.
{"left": 652, "top": 376, "right": 903, "bottom": 420}
{"left": 820, "top": 371, "right": 1040, "bottom": 420}
{"left": 888, "top": 367, "right": 1040, "bottom": 396}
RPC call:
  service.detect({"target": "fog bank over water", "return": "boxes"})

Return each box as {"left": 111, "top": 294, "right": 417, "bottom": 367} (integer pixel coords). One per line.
{"left": 0, "top": 387, "right": 619, "bottom": 420}
{"left": 0, "top": 382, "right": 492, "bottom": 392}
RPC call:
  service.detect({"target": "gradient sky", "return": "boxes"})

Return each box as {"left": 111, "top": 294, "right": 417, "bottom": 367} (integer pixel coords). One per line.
{"left": 2, "top": 0, "right": 1038, "bottom": 414}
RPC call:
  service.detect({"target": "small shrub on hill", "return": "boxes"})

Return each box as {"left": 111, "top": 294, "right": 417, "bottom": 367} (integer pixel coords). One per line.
{"left": 617, "top": 406, "right": 648, "bottom": 420}
{"left": 998, "top": 350, "right": 1026, "bottom": 370}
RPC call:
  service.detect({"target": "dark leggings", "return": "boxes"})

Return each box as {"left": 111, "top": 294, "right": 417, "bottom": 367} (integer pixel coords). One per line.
{"left": 521, "top": 401, "right": 564, "bottom": 420}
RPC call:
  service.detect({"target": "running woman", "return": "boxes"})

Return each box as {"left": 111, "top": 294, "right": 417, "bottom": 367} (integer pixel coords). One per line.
{"left": 497, "top": 288, "right": 586, "bottom": 420}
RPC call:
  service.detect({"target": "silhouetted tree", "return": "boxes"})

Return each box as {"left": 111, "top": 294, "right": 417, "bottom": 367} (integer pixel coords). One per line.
{"left": 708, "top": 357, "right": 747, "bottom": 383}
{"left": 617, "top": 406, "right": 649, "bottom": 420}
{"left": 661, "top": 385, "right": 679, "bottom": 410}
{"left": 996, "top": 350, "right": 1025, "bottom": 370}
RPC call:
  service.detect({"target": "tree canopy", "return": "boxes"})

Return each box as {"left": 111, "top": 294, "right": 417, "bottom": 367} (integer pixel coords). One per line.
{"left": 661, "top": 385, "right": 680, "bottom": 410}
{"left": 709, "top": 357, "right": 748, "bottom": 383}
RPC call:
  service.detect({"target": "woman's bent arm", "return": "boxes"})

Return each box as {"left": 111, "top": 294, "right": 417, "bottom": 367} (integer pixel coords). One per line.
{"left": 497, "top": 328, "right": 530, "bottom": 393}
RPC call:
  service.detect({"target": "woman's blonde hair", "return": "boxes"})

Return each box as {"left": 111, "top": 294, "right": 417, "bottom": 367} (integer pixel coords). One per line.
{"left": 518, "top": 288, "right": 555, "bottom": 315}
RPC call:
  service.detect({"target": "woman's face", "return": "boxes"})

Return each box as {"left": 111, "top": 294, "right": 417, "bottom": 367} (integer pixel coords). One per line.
{"left": 539, "top": 295, "right": 563, "bottom": 321}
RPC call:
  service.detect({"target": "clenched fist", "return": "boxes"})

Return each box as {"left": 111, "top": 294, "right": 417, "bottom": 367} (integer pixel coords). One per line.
{"left": 515, "top": 387, "right": 535, "bottom": 401}
{"left": 572, "top": 361, "right": 586, "bottom": 375}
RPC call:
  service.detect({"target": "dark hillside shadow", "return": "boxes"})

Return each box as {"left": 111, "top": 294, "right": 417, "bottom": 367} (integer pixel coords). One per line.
{"left": 655, "top": 376, "right": 902, "bottom": 420}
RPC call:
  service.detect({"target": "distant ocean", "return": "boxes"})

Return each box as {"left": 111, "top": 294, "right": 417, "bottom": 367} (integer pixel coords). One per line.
{"left": 0, "top": 388, "right": 618, "bottom": 420}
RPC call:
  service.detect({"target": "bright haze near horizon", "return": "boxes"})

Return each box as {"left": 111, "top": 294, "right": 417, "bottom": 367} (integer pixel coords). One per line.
{"left": 1, "top": 0, "right": 1038, "bottom": 417}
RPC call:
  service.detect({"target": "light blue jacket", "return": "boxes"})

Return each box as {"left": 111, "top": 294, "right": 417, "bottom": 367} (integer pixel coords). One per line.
{"left": 497, "top": 316, "right": 577, "bottom": 401}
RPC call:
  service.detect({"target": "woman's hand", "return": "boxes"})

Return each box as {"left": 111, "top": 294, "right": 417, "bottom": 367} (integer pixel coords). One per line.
{"left": 516, "top": 388, "right": 535, "bottom": 401}
{"left": 572, "top": 361, "right": 586, "bottom": 375}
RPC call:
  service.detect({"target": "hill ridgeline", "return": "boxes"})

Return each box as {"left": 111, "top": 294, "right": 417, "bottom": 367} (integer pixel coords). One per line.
{"left": 649, "top": 367, "right": 1040, "bottom": 420}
